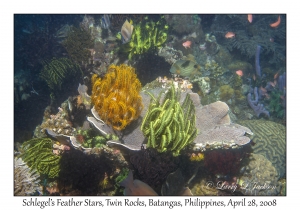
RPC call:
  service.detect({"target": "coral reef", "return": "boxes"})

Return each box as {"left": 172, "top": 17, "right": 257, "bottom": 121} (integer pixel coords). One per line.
{"left": 255, "top": 45, "right": 262, "bottom": 78}
{"left": 189, "top": 152, "right": 205, "bottom": 162}
{"left": 191, "top": 76, "right": 211, "bottom": 96}
{"left": 277, "top": 72, "right": 286, "bottom": 92}
{"left": 169, "top": 54, "right": 201, "bottom": 78}
{"left": 190, "top": 178, "right": 219, "bottom": 196}
{"left": 130, "top": 147, "right": 179, "bottom": 194}
{"left": 118, "top": 16, "right": 169, "bottom": 59}
{"left": 237, "top": 154, "right": 282, "bottom": 195}
{"left": 57, "top": 145, "right": 128, "bottom": 195}
{"left": 204, "top": 58, "right": 225, "bottom": 78}
{"left": 14, "top": 69, "right": 33, "bottom": 103}
{"left": 14, "top": 157, "right": 42, "bottom": 196}
{"left": 120, "top": 170, "right": 158, "bottom": 195}
{"left": 157, "top": 45, "right": 184, "bottom": 65}
{"left": 227, "top": 60, "right": 253, "bottom": 72}
{"left": 161, "top": 169, "right": 193, "bottom": 195}
{"left": 201, "top": 33, "right": 220, "bottom": 55}
{"left": 143, "top": 76, "right": 193, "bottom": 92}
{"left": 204, "top": 149, "right": 246, "bottom": 177}
{"left": 62, "top": 26, "right": 94, "bottom": 64}
{"left": 76, "top": 128, "right": 118, "bottom": 149}
{"left": 247, "top": 87, "right": 270, "bottom": 117}
{"left": 219, "top": 85, "right": 235, "bottom": 101}
{"left": 141, "top": 84, "right": 197, "bottom": 156}
{"left": 107, "top": 84, "right": 253, "bottom": 153}
{"left": 164, "top": 14, "right": 202, "bottom": 36}
{"left": 77, "top": 83, "right": 92, "bottom": 110}
{"left": 40, "top": 57, "right": 82, "bottom": 90}
{"left": 34, "top": 106, "right": 75, "bottom": 138}
{"left": 266, "top": 89, "right": 285, "bottom": 118}
{"left": 114, "top": 168, "right": 130, "bottom": 195}
{"left": 19, "top": 138, "right": 61, "bottom": 178}
{"left": 211, "top": 15, "right": 286, "bottom": 65}
{"left": 238, "top": 120, "right": 286, "bottom": 178}
{"left": 193, "top": 101, "right": 253, "bottom": 151}
{"left": 91, "top": 64, "right": 143, "bottom": 131}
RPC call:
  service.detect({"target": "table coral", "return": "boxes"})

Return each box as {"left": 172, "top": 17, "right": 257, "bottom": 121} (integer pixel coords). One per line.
{"left": 91, "top": 64, "right": 143, "bottom": 131}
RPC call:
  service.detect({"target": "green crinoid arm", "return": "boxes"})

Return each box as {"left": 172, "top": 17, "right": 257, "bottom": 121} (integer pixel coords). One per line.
{"left": 142, "top": 83, "right": 197, "bottom": 156}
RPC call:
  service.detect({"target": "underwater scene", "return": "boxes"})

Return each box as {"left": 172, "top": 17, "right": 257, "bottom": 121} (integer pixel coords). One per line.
{"left": 14, "top": 14, "right": 286, "bottom": 196}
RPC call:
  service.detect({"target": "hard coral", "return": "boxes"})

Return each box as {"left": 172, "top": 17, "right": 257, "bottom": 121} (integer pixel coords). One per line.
{"left": 91, "top": 64, "right": 143, "bottom": 131}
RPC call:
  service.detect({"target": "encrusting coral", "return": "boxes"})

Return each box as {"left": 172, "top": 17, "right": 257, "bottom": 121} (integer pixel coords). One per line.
{"left": 91, "top": 64, "right": 143, "bottom": 131}
{"left": 141, "top": 84, "right": 197, "bottom": 156}
{"left": 19, "top": 138, "right": 61, "bottom": 179}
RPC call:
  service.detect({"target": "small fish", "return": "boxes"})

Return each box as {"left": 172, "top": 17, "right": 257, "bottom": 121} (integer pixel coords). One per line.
{"left": 248, "top": 14, "right": 253, "bottom": 23}
{"left": 269, "top": 81, "right": 276, "bottom": 87}
{"left": 182, "top": 40, "right": 192, "bottom": 49}
{"left": 274, "top": 71, "right": 280, "bottom": 79}
{"left": 270, "top": 15, "right": 281, "bottom": 28}
{"left": 101, "top": 14, "right": 111, "bottom": 29}
{"left": 120, "top": 170, "right": 158, "bottom": 195}
{"left": 260, "top": 86, "right": 267, "bottom": 94}
{"left": 225, "top": 32, "right": 235, "bottom": 38}
{"left": 121, "top": 20, "right": 134, "bottom": 44}
{"left": 235, "top": 70, "right": 243, "bottom": 77}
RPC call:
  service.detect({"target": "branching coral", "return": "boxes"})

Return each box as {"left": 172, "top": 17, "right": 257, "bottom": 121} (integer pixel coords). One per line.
{"left": 118, "top": 16, "right": 169, "bottom": 60}
{"left": 91, "top": 64, "right": 143, "bottom": 131}
{"left": 19, "top": 138, "right": 61, "bottom": 178}
{"left": 40, "top": 57, "right": 82, "bottom": 90}
{"left": 141, "top": 84, "right": 197, "bottom": 156}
